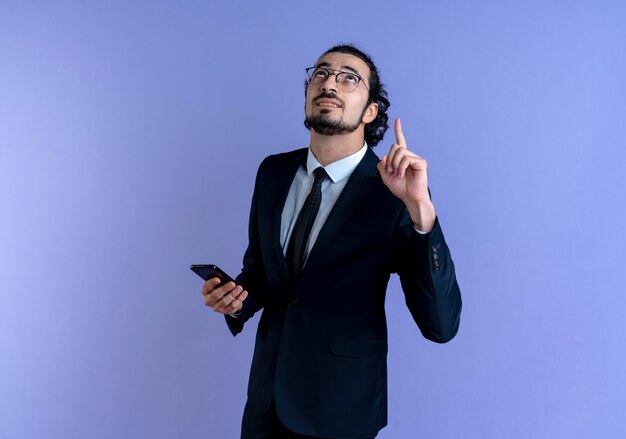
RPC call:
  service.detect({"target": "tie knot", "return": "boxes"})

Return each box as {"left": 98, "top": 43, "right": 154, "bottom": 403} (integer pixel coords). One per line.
{"left": 313, "top": 167, "right": 328, "bottom": 183}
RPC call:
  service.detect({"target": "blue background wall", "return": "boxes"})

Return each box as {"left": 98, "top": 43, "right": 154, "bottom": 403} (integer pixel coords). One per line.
{"left": 1, "top": 1, "right": 625, "bottom": 437}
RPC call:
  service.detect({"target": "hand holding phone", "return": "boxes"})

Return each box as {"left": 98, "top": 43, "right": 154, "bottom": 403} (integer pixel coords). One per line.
{"left": 191, "top": 264, "right": 247, "bottom": 315}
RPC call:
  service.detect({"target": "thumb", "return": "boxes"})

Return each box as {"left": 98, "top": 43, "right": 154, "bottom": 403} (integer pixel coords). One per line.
{"left": 377, "top": 156, "right": 388, "bottom": 175}
{"left": 377, "top": 156, "right": 387, "bottom": 170}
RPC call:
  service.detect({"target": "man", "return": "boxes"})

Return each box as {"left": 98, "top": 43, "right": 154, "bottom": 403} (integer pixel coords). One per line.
{"left": 202, "top": 44, "right": 462, "bottom": 439}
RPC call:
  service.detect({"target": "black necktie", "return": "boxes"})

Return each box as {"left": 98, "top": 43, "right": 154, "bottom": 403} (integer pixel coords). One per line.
{"left": 287, "top": 167, "right": 329, "bottom": 280}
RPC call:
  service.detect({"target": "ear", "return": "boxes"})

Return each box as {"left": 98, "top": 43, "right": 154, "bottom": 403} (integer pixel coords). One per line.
{"left": 362, "top": 102, "right": 379, "bottom": 124}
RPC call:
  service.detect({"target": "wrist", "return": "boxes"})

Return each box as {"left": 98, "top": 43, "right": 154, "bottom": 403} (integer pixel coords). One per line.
{"left": 405, "top": 200, "right": 436, "bottom": 233}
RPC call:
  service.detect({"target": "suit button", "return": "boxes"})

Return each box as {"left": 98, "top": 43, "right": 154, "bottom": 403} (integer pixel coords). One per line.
{"left": 291, "top": 298, "right": 300, "bottom": 306}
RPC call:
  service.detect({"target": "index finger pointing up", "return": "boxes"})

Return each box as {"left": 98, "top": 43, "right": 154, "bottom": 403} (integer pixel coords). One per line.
{"left": 394, "top": 118, "right": 407, "bottom": 147}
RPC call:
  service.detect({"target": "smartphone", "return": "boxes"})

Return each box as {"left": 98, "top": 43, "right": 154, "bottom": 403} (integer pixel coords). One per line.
{"left": 190, "top": 264, "right": 235, "bottom": 285}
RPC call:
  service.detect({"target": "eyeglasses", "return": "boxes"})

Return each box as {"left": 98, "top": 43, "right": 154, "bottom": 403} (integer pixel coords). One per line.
{"left": 305, "top": 67, "right": 368, "bottom": 93}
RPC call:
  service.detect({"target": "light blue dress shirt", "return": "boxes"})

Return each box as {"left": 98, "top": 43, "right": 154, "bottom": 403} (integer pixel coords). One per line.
{"left": 280, "top": 144, "right": 369, "bottom": 264}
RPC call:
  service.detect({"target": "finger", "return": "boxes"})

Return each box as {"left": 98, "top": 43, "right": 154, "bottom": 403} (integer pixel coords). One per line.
{"left": 397, "top": 155, "right": 419, "bottom": 178}
{"left": 232, "top": 288, "right": 248, "bottom": 300}
{"left": 226, "top": 291, "right": 248, "bottom": 314}
{"left": 377, "top": 156, "right": 389, "bottom": 175}
{"left": 391, "top": 147, "right": 412, "bottom": 173}
{"left": 205, "top": 286, "right": 227, "bottom": 307}
{"left": 386, "top": 144, "right": 403, "bottom": 172}
{"left": 377, "top": 158, "right": 393, "bottom": 181}
{"left": 211, "top": 291, "right": 232, "bottom": 311}
{"left": 394, "top": 118, "right": 407, "bottom": 148}
{"left": 406, "top": 156, "right": 428, "bottom": 178}
{"left": 221, "top": 281, "right": 237, "bottom": 293}
{"left": 204, "top": 281, "right": 236, "bottom": 306}
{"left": 225, "top": 300, "right": 240, "bottom": 314}
{"left": 215, "top": 285, "right": 243, "bottom": 310}
{"left": 201, "top": 277, "right": 222, "bottom": 296}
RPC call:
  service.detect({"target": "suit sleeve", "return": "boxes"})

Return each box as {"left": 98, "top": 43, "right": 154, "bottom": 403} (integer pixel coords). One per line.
{"left": 391, "top": 210, "right": 462, "bottom": 343}
{"left": 224, "top": 160, "right": 267, "bottom": 336}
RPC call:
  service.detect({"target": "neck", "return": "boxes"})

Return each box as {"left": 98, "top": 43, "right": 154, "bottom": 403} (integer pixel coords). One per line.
{"left": 309, "top": 128, "right": 365, "bottom": 166}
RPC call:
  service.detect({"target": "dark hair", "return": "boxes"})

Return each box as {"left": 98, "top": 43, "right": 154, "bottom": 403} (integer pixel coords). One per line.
{"left": 304, "top": 44, "right": 390, "bottom": 147}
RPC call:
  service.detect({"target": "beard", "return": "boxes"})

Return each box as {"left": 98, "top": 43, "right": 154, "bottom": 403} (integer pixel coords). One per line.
{"left": 305, "top": 98, "right": 369, "bottom": 136}
{"left": 306, "top": 111, "right": 362, "bottom": 136}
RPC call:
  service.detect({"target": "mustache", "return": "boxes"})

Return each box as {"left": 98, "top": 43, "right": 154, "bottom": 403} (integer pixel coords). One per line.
{"left": 313, "top": 92, "right": 344, "bottom": 107}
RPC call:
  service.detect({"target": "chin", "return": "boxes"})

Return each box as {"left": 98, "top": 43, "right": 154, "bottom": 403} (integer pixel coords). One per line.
{"left": 307, "top": 114, "right": 360, "bottom": 136}
{"left": 311, "top": 111, "right": 340, "bottom": 123}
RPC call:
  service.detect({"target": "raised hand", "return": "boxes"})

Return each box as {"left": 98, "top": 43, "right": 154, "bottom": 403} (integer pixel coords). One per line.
{"left": 376, "top": 118, "right": 436, "bottom": 232}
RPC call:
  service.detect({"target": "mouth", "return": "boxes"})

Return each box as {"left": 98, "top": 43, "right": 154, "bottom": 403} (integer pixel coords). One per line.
{"left": 314, "top": 96, "right": 342, "bottom": 109}
{"left": 316, "top": 101, "right": 341, "bottom": 109}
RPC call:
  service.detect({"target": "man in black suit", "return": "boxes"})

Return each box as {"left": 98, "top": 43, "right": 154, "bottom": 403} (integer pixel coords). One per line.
{"left": 202, "top": 44, "right": 462, "bottom": 439}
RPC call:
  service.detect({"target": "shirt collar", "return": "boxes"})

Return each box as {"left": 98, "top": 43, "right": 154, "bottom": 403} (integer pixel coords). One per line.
{"left": 306, "top": 142, "right": 369, "bottom": 183}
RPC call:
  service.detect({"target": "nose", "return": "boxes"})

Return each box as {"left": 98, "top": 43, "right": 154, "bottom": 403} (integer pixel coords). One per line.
{"left": 320, "top": 73, "right": 338, "bottom": 92}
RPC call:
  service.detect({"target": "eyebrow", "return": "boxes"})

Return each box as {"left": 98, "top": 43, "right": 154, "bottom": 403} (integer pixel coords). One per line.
{"left": 315, "top": 62, "right": 362, "bottom": 77}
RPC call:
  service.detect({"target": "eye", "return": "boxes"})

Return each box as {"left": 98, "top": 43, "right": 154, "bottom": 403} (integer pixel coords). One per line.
{"left": 313, "top": 69, "right": 328, "bottom": 79}
{"left": 341, "top": 74, "right": 358, "bottom": 84}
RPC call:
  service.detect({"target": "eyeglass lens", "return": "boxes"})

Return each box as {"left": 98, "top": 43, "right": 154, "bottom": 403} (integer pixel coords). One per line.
{"left": 308, "top": 68, "right": 361, "bottom": 92}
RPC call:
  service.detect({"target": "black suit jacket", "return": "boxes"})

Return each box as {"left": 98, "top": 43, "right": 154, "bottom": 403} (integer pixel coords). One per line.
{"left": 226, "top": 147, "right": 462, "bottom": 438}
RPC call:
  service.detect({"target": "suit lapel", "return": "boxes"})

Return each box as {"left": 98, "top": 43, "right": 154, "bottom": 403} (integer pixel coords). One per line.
{"left": 267, "top": 149, "right": 307, "bottom": 286}
{"left": 302, "top": 148, "right": 380, "bottom": 277}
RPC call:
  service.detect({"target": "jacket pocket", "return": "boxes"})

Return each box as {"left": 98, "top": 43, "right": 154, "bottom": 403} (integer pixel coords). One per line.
{"left": 329, "top": 334, "right": 388, "bottom": 359}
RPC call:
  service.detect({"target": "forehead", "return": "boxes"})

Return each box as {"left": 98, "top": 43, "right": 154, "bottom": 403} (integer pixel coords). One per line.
{"left": 315, "top": 52, "right": 371, "bottom": 82}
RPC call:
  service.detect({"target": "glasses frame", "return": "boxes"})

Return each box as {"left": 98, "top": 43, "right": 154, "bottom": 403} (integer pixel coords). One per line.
{"left": 305, "top": 66, "right": 369, "bottom": 93}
